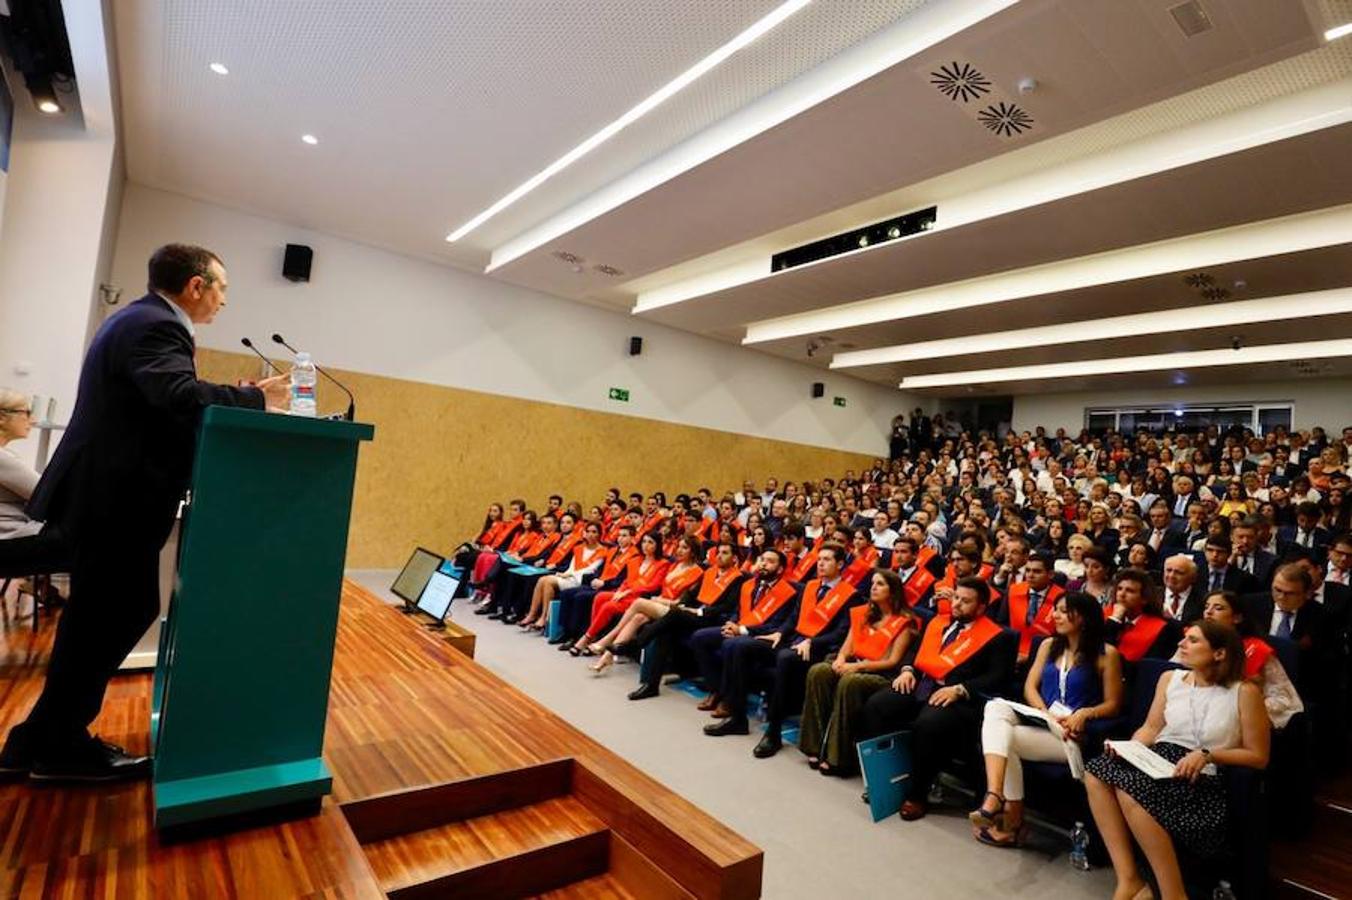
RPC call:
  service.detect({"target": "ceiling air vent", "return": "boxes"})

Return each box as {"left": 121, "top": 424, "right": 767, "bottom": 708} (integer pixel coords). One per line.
{"left": 593, "top": 264, "right": 624, "bottom": 277}
{"left": 772, "top": 206, "right": 937, "bottom": 273}
{"left": 552, "top": 250, "right": 584, "bottom": 265}
{"left": 1169, "top": 1, "right": 1214, "bottom": 38}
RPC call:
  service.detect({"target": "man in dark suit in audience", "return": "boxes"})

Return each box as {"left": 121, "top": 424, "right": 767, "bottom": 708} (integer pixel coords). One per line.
{"left": 1232, "top": 516, "right": 1277, "bottom": 586}
{"left": 1198, "top": 535, "right": 1258, "bottom": 596}
{"left": 1160, "top": 554, "right": 1204, "bottom": 623}
{"left": 1245, "top": 563, "right": 1336, "bottom": 703}
{"left": 1144, "top": 503, "right": 1187, "bottom": 558}
{"left": 0, "top": 244, "right": 288, "bottom": 783}
{"left": 1277, "top": 502, "right": 1332, "bottom": 565}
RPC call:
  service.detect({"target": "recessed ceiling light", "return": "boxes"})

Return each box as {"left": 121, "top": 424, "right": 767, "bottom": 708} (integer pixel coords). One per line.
{"left": 1326, "top": 22, "right": 1352, "bottom": 41}
{"left": 301, "top": 134, "right": 319, "bottom": 145}
{"left": 445, "top": 0, "right": 811, "bottom": 243}
{"left": 36, "top": 99, "right": 61, "bottom": 115}
{"left": 209, "top": 62, "right": 229, "bottom": 75}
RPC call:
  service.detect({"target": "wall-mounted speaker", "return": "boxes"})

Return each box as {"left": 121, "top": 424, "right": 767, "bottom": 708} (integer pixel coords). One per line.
{"left": 811, "top": 382, "right": 825, "bottom": 398}
{"left": 283, "top": 244, "right": 313, "bottom": 282}
{"left": 629, "top": 336, "right": 643, "bottom": 356}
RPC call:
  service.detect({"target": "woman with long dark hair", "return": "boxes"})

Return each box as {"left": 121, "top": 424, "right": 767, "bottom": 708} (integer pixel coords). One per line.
{"left": 971, "top": 592, "right": 1123, "bottom": 847}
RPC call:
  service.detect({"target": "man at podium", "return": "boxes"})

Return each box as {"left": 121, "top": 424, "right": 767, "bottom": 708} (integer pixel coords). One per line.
{"left": 0, "top": 244, "right": 289, "bottom": 783}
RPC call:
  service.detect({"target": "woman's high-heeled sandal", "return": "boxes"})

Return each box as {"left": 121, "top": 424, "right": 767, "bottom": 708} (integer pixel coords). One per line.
{"left": 967, "top": 791, "right": 1005, "bottom": 829}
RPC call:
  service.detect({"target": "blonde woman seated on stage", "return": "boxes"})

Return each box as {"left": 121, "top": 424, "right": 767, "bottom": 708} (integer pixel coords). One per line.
{"left": 588, "top": 536, "right": 710, "bottom": 674}
{"left": 797, "top": 568, "right": 917, "bottom": 777}
{"left": 970, "top": 591, "right": 1123, "bottom": 848}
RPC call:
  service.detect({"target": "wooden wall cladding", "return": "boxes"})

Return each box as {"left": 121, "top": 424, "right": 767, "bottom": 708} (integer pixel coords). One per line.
{"left": 197, "top": 349, "right": 877, "bottom": 568}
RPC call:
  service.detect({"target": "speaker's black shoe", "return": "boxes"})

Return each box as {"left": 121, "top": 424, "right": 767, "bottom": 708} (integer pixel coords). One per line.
{"left": 627, "top": 683, "right": 660, "bottom": 701}
{"left": 0, "top": 730, "right": 34, "bottom": 780}
{"left": 29, "top": 737, "right": 152, "bottom": 784}
{"left": 703, "top": 718, "right": 750, "bottom": 737}
{"left": 752, "top": 731, "right": 783, "bottom": 759}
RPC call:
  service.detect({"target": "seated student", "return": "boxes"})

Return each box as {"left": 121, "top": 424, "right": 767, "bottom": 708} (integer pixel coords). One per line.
{"left": 859, "top": 577, "right": 1015, "bottom": 821}
{"left": 622, "top": 540, "right": 745, "bottom": 700}
{"left": 889, "top": 536, "right": 937, "bottom": 610}
{"left": 569, "top": 531, "right": 668, "bottom": 658}
{"left": 1085, "top": 621, "right": 1269, "bottom": 900}
{"left": 499, "top": 512, "right": 581, "bottom": 624}
{"left": 1171, "top": 590, "right": 1302, "bottom": 729}
{"left": 798, "top": 568, "right": 919, "bottom": 776}
{"left": 691, "top": 549, "right": 794, "bottom": 718}
{"left": 740, "top": 526, "right": 771, "bottom": 573}
{"left": 777, "top": 524, "right": 805, "bottom": 580}
{"left": 786, "top": 535, "right": 822, "bottom": 585}
{"left": 490, "top": 512, "right": 564, "bottom": 622}
{"left": 527, "top": 519, "right": 610, "bottom": 634}
{"left": 1278, "top": 501, "right": 1331, "bottom": 563}
{"left": 557, "top": 525, "right": 639, "bottom": 651}
{"left": 971, "top": 592, "right": 1123, "bottom": 848}
{"left": 1104, "top": 567, "right": 1182, "bottom": 664}
{"left": 1068, "top": 546, "right": 1116, "bottom": 609}
{"left": 840, "top": 528, "right": 881, "bottom": 587}
{"left": 992, "top": 552, "right": 1065, "bottom": 665}
{"left": 469, "top": 498, "right": 526, "bottom": 574}
{"left": 587, "top": 536, "right": 708, "bottom": 674}
{"left": 704, "top": 543, "right": 858, "bottom": 755}
{"left": 932, "top": 542, "right": 987, "bottom": 614}
{"left": 474, "top": 508, "right": 540, "bottom": 614}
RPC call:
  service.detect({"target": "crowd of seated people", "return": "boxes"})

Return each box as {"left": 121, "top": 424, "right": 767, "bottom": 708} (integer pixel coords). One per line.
{"left": 449, "top": 420, "right": 1351, "bottom": 899}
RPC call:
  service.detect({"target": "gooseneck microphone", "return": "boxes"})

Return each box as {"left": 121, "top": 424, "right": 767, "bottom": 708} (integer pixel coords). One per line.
{"left": 240, "top": 337, "right": 284, "bottom": 374}
{"left": 271, "top": 333, "right": 356, "bottom": 421}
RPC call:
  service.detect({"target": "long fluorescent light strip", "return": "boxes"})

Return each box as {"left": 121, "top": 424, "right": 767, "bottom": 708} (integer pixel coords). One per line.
{"left": 1327, "top": 23, "right": 1352, "bottom": 41}
{"left": 896, "top": 339, "right": 1352, "bottom": 389}
{"left": 833, "top": 287, "right": 1352, "bottom": 369}
{"left": 446, "top": 0, "right": 811, "bottom": 243}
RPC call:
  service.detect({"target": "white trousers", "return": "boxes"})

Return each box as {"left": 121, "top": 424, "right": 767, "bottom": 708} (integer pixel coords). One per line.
{"left": 979, "top": 701, "right": 1071, "bottom": 801}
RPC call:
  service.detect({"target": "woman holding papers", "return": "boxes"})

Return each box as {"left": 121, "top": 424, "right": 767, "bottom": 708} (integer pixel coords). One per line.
{"left": 1084, "top": 620, "right": 1269, "bottom": 900}
{"left": 971, "top": 591, "right": 1123, "bottom": 848}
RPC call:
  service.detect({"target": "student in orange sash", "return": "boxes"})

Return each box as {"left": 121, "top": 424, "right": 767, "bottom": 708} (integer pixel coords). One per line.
{"left": 690, "top": 549, "right": 794, "bottom": 718}
{"left": 1104, "top": 567, "right": 1181, "bottom": 665}
{"left": 991, "top": 552, "right": 1066, "bottom": 664}
{"left": 497, "top": 512, "right": 579, "bottom": 623}
{"left": 889, "top": 537, "right": 937, "bottom": 610}
{"left": 587, "top": 536, "right": 709, "bottom": 673}
{"left": 777, "top": 524, "right": 806, "bottom": 581}
{"left": 798, "top": 568, "right": 920, "bottom": 776}
{"left": 557, "top": 525, "right": 638, "bottom": 650}
{"left": 467, "top": 499, "right": 526, "bottom": 590}
{"left": 525, "top": 519, "right": 611, "bottom": 634}
{"left": 841, "top": 528, "right": 881, "bottom": 587}
{"left": 706, "top": 544, "right": 861, "bottom": 758}
{"left": 787, "top": 537, "right": 821, "bottom": 585}
{"left": 859, "top": 577, "right": 1016, "bottom": 821}
{"left": 932, "top": 543, "right": 985, "bottom": 614}
{"left": 569, "top": 532, "right": 668, "bottom": 657}
{"left": 473, "top": 508, "right": 538, "bottom": 616}
{"left": 620, "top": 540, "right": 747, "bottom": 699}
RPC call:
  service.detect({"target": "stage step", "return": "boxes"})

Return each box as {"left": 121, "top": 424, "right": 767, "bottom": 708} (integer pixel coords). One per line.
{"left": 531, "top": 872, "right": 643, "bottom": 899}
{"left": 360, "top": 795, "right": 610, "bottom": 899}
{"left": 1270, "top": 783, "right": 1352, "bottom": 900}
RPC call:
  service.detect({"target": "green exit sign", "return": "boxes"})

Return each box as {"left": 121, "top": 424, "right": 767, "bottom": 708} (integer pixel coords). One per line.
{"left": 833, "top": 396, "right": 847, "bottom": 407}
{"left": 608, "top": 387, "right": 630, "bottom": 402}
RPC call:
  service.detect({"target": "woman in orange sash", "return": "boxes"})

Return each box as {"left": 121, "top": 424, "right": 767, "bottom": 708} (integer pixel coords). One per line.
{"left": 569, "top": 532, "right": 668, "bottom": 658}
{"left": 797, "top": 569, "right": 918, "bottom": 776}
{"left": 587, "top": 536, "right": 706, "bottom": 673}
{"left": 519, "top": 519, "right": 609, "bottom": 632}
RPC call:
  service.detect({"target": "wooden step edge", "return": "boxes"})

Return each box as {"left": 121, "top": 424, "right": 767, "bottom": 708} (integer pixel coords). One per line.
{"left": 606, "top": 831, "right": 697, "bottom": 900}
{"left": 341, "top": 758, "right": 574, "bottom": 844}
{"left": 385, "top": 828, "right": 610, "bottom": 900}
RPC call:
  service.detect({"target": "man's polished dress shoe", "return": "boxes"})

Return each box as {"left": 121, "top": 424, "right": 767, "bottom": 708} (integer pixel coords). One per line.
{"left": 752, "top": 731, "right": 783, "bottom": 759}
{"left": 703, "top": 718, "right": 750, "bottom": 736}
{"left": 627, "top": 683, "right": 660, "bottom": 701}
{"left": 29, "top": 737, "right": 152, "bottom": 784}
{"left": 899, "top": 799, "right": 928, "bottom": 821}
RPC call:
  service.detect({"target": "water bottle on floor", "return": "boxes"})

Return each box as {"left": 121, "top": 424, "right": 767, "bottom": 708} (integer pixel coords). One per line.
{"left": 1212, "top": 881, "right": 1236, "bottom": 900}
{"left": 1069, "top": 821, "right": 1091, "bottom": 871}
{"left": 290, "top": 352, "right": 317, "bottom": 417}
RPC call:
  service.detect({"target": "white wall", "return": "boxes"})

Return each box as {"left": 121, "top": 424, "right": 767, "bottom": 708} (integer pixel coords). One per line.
{"left": 1011, "top": 378, "right": 1352, "bottom": 433}
{"left": 109, "top": 184, "right": 917, "bottom": 455}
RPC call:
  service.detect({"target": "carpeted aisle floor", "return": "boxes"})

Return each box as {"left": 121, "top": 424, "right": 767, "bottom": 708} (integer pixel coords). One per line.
{"left": 348, "top": 570, "right": 1114, "bottom": 899}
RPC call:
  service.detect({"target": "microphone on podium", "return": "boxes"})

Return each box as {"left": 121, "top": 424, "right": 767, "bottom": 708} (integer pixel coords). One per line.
{"left": 240, "top": 337, "right": 284, "bottom": 374}
{"left": 271, "top": 333, "right": 356, "bottom": 421}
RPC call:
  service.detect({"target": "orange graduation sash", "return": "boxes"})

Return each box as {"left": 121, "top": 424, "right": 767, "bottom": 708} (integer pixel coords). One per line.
{"left": 899, "top": 566, "right": 937, "bottom": 609}
{"left": 1242, "top": 636, "right": 1273, "bottom": 680}
{"left": 914, "top": 614, "right": 1003, "bottom": 682}
{"left": 660, "top": 564, "right": 705, "bottom": 599}
{"left": 545, "top": 530, "right": 584, "bottom": 567}
{"left": 694, "top": 565, "right": 741, "bottom": 605}
{"left": 738, "top": 578, "right": 795, "bottom": 627}
{"left": 842, "top": 546, "right": 880, "bottom": 587}
{"left": 790, "top": 547, "right": 821, "bottom": 583}
{"left": 1005, "top": 583, "right": 1065, "bottom": 655}
{"left": 599, "top": 546, "right": 638, "bottom": 581}
{"left": 848, "top": 606, "right": 910, "bottom": 661}
{"left": 1116, "top": 614, "right": 1168, "bottom": 662}
{"left": 796, "top": 579, "right": 856, "bottom": 638}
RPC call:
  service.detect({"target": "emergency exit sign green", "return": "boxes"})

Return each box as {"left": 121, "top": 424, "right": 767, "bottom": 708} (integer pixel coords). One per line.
{"left": 833, "top": 396, "right": 847, "bottom": 407}
{"left": 609, "top": 387, "right": 630, "bottom": 402}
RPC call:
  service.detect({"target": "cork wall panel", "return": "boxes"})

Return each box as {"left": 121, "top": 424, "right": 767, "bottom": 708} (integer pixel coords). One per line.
{"left": 197, "top": 349, "right": 876, "bottom": 567}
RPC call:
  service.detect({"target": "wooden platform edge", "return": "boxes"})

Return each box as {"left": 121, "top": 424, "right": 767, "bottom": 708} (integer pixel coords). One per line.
{"left": 385, "top": 829, "right": 610, "bottom": 900}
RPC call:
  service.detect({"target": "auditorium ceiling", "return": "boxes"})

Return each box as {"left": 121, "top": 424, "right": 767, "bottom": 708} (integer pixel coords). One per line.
{"left": 114, "top": 0, "right": 1352, "bottom": 396}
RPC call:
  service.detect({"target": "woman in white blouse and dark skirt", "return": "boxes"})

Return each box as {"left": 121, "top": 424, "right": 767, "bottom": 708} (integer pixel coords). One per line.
{"left": 1084, "top": 620, "right": 1269, "bottom": 900}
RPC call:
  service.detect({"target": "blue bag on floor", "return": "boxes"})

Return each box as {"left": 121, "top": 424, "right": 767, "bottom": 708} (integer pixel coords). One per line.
{"left": 546, "top": 600, "right": 563, "bottom": 641}
{"left": 857, "top": 730, "right": 913, "bottom": 822}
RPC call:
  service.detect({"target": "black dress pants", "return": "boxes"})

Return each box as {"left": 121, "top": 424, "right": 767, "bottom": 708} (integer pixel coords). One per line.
{"left": 859, "top": 688, "right": 983, "bottom": 800}
{"left": 633, "top": 608, "right": 718, "bottom": 685}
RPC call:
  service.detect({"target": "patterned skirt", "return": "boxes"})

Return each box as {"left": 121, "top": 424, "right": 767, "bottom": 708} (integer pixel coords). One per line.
{"left": 1085, "top": 741, "right": 1228, "bottom": 858}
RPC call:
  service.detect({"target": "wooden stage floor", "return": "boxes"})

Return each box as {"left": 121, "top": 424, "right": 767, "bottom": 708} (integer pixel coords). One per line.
{"left": 0, "top": 581, "right": 762, "bottom": 898}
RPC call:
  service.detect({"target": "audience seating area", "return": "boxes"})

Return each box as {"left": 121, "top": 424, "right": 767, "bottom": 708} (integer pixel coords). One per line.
{"left": 417, "top": 420, "right": 1352, "bottom": 900}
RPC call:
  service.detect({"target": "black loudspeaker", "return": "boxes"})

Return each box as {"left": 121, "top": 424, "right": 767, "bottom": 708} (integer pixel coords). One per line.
{"left": 811, "top": 382, "right": 825, "bottom": 398}
{"left": 283, "top": 244, "right": 313, "bottom": 282}
{"left": 629, "top": 336, "right": 643, "bottom": 356}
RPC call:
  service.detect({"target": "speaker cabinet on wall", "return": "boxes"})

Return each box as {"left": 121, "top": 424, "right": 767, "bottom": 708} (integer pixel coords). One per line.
{"left": 811, "top": 382, "right": 825, "bottom": 398}
{"left": 283, "top": 244, "right": 314, "bottom": 282}
{"left": 629, "top": 336, "right": 643, "bottom": 356}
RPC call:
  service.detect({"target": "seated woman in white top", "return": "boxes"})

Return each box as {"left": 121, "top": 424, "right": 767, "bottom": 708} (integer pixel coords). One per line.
{"left": 1085, "top": 620, "right": 1269, "bottom": 900}
{"left": 0, "top": 389, "right": 70, "bottom": 583}
{"left": 1171, "top": 590, "right": 1303, "bottom": 730}
{"left": 1054, "top": 533, "right": 1091, "bottom": 581}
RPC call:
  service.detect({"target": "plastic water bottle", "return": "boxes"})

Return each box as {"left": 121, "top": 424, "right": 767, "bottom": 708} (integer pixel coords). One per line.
{"left": 1212, "top": 881, "right": 1236, "bottom": 900}
{"left": 290, "top": 352, "right": 317, "bottom": 417}
{"left": 1069, "top": 821, "right": 1091, "bottom": 871}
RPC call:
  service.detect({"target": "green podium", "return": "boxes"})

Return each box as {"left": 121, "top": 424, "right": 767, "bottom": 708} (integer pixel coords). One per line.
{"left": 151, "top": 406, "right": 374, "bottom": 830}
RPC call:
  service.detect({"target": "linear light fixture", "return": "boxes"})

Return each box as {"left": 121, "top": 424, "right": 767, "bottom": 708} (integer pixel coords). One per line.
{"left": 896, "top": 339, "right": 1352, "bottom": 389}
{"left": 743, "top": 203, "right": 1352, "bottom": 345}
{"left": 832, "top": 287, "right": 1352, "bottom": 369}
{"left": 1327, "top": 22, "right": 1352, "bottom": 41}
{"left": 446, "top": 0, "right": 812, "bottom": 244}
